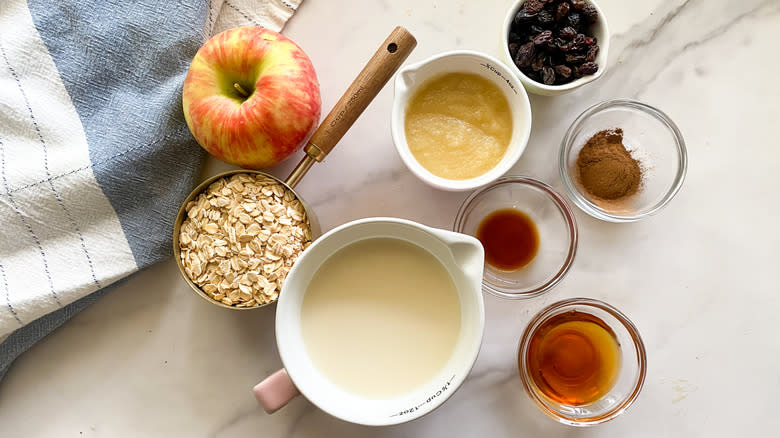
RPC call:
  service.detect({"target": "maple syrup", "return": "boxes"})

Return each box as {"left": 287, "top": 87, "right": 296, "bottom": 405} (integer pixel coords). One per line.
{"left": 523, "top": 310, "right": 621, "bottom": 405}
{"left": 475, "top": 208, "right": 539, "bottom": 270}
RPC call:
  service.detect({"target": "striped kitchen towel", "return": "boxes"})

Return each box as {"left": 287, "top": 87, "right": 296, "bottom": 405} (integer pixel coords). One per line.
{"left": 0, "top": 0, "right": 302, "bottom": 379}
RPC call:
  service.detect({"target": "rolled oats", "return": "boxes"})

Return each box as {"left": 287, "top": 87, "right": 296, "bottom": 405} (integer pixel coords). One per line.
{"left": 179, "top": 173, "right": 312, "bottom": 307}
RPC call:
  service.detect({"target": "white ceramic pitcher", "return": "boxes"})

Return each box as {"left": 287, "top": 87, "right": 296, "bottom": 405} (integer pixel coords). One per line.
{"left": 253, "top": 218, "right": 485, "bottom": 426}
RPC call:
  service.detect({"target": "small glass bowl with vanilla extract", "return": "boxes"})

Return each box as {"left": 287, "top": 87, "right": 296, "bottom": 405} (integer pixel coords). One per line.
{"left": 453, "top": 176, "right": 578, "bottom": 299}
{"left": 518, "top": 298, "right": 647, "bottom": 426}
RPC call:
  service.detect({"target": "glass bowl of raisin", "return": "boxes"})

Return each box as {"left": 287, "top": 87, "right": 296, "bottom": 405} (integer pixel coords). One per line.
{"left": 502, "top": 0, "right": 610, "bottom": 95}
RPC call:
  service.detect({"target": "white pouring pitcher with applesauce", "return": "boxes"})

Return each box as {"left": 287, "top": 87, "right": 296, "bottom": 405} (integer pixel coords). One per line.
{"left": 255, "top": 218, "right": 486, "bottom": 426}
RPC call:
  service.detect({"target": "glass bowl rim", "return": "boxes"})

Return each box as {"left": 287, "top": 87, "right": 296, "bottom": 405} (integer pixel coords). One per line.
{"left": 453, "top": 176, "right": 578, "bottom": 299}
{"left": 559, "top": 98, "right": 688, "bottom": 223}
{"left": 517, "top": 297, "right": 648, "bottom": 426}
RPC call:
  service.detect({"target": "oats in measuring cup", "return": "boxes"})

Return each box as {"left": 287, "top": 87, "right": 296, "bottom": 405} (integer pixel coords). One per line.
{"left": 178, "top": 173, "right": 312, "bottom": 307}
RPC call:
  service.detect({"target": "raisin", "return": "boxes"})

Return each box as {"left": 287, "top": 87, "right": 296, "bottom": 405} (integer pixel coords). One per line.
{"left": 566, "top": 12, "right": 581, "bottom": 28}
{"left": 582, "top": 5, "right": 599, "bottom": 23}
{"left": 579, "top": 61, "right": 598, "bottom": 75}
{"left": 554, "top": 64, "right": 572, "bottom": 79}
{"left": 560, "top": 26, "right": 577, "bottom": 39}
{"left": 585, "top": 45, "right": 599, "bottom": 62}
{"left": 531, "top": 53, "right": 546, "bottom": 71}
{"left": 508, "top": 31, "right": 524, "bottom": 43}
{"left": 509, "top": 43, "right": 520, "bottom": 58}
{"left": 571, "top": 0, "right": 587, "bottom": 9}
{"left": 556, "top": 2, "right": 570, "bottom": 21}
{"left": 514, "top": 42, "right": 536, "bottom": 68}
{"left": 541, "top": 66, "right": 556, "bottom": 85}
{"left": 521, "top": 0, "right": 546, "bottom": 14}
{"left": 533, "top": 30, "right": 554, "bottom": 46}
{"left": 556, "top": 39, "right": 572, "bottom": 52}
{"left": 584, "top": 36, "right": 596, "bottom": 46}
{"left": 537, "top": 9, "right": 554, "bottom": 25}
{"left": 572, "top": 65, "right": 581, "bottom": 78}
{"left": 565, "top": 53, "right": 586, "bottom": 64}
{"left": 514, "top": 10, "right": 538, "bottom": 25}
{"left": 529, "top": 24, "right": 545, "bottom": 35}
{"left": 570, "top": 34, "right": 587, "bottom": 51}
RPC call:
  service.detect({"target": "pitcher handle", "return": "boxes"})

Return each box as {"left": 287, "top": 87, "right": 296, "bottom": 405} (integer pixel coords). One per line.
{"left": 253, "top": 369, "right": 300, "bottom": 413}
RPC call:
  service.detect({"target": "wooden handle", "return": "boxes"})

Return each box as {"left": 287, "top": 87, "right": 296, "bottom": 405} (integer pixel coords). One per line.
{"left": 304, "top": 26, "right": 417, "bottom": 161}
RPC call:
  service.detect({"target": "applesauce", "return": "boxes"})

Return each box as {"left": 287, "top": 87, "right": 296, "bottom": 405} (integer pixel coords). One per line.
{"left": 404, "top": 73, "right": 512, "bottom": 180}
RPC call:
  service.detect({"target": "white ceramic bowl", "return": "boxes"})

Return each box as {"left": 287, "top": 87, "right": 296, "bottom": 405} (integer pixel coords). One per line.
{"left": 254, "top": 218, "right": 486, "bottom": 426}
{"left": 391, "top": 50, "right": 532, "bottom": 191}
{"left": 501, "top": 0, "right": 610, "bottom": 96}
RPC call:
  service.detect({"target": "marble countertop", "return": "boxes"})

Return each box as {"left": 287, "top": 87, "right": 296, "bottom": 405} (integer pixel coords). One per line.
{"left": 1, "top": 0, "right": 779, "bottom": 436}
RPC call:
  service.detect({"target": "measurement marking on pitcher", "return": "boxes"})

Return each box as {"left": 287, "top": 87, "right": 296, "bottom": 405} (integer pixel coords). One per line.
{"left": 480, "top": 62, "right": 518, "bottom": 94}
{"left": 390, "top": 375, "right": 456, "bottom": 417}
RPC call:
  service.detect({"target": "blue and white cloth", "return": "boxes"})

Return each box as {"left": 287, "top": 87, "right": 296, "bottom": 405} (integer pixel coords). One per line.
{"left": 0, "top": 0, "right": 301, "bottom": 379}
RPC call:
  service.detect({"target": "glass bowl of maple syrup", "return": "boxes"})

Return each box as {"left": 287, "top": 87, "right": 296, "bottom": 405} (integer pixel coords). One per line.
{"left": 518, "top": 298, "right": 647, "bottom": 426}
{"left": 453, "top": 176, "right": 578, "bottom": 298}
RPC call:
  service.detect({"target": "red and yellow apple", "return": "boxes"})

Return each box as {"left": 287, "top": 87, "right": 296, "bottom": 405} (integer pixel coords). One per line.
{"left": 183, "top": 27, "right": 321, "bottom": 169}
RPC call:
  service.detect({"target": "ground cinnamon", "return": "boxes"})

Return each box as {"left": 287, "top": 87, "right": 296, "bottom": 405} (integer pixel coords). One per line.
{"left": 576, "top": 129, "right": 641, "bottom": 200}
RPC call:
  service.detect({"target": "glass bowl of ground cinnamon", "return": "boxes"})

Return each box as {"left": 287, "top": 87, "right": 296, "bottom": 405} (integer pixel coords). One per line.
{"left": 559, "top": 99, "right": 687, "bottom": 222}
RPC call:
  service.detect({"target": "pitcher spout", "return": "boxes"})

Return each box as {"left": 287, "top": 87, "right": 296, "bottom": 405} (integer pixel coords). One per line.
{"left": 427, "top": 228, "right": 485, "bottom": 286}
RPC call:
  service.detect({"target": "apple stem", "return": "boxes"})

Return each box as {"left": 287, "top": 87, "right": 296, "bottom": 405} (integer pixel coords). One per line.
{"left": 233, "top": 83, "right": 250, "bottom": 98}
